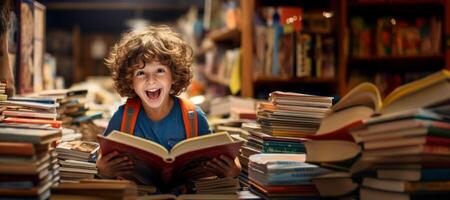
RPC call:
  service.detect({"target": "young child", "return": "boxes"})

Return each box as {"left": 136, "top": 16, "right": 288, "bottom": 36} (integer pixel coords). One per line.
{"left": 97, "top": 26, "right": 240, "bottom": 186}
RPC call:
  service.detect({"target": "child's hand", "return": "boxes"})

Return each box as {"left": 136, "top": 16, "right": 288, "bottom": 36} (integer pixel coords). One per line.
{"left": 96, "top": 151, "right": 134, "bottom": 178}
{"left": 204, "top": 155, "right": 241, "bottom": 178}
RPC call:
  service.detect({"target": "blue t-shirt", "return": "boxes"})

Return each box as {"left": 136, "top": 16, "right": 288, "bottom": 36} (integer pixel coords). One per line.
{"left": 103, "top": 97, "right": 211, "bottom": 150}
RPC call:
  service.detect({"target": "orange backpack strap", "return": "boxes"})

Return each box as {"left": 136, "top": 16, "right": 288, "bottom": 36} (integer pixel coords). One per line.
{"left": 178, "top": 97, "right": 198, "bottom": 139}
{"left": 120, "top": 98, "right": 141, "bottom": 135}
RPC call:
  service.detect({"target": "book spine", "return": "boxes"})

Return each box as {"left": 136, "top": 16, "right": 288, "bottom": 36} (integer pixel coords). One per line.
{"left": 262, "top": 146, "right": 305, "bottom": 153}
{"left": 406, "top": 181, "right": 450, "bottom": 192}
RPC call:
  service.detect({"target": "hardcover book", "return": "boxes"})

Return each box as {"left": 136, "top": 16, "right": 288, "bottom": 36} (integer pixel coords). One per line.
{"left": 97, "top": 131, "right": 244, "bottom": 186}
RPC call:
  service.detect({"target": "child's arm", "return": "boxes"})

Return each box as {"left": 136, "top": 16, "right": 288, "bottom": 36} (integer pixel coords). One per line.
{"left": 96, "top": 151, "right": 134, "bottom": 179}
{"left": 204, "top": 155, "right": 241, "bottom": 178}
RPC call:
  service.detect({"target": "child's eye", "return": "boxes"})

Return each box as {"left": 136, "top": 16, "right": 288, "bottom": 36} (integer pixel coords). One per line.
{"left": 156, "top": 68, "right": 166, "bottom": 74}
{"left": 135, "top": 70, "right": 145, "bottom": 77}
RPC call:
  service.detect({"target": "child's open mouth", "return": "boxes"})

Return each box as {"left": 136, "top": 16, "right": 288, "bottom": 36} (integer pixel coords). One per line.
{"left": 146, "top": 89, "right": 161, "bottom": 100}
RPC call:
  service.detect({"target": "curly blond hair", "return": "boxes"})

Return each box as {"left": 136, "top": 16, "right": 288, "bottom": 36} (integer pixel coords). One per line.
{"left": 105, "top": 25, "right": 193, "bottom": 97}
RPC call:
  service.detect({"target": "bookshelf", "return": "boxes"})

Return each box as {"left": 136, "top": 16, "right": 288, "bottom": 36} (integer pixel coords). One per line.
{"left": 241, "top": 0, "right": 340, "bottom": 98}
{"left": 341, "top": 0, "right": 450, "bottom": 96}
{"left": 240, "top": 0, "right": 450, "bottom": 98}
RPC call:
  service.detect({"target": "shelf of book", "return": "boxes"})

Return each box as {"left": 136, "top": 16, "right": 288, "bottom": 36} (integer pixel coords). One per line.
{"left": 240, "top": 0, "right": 449, "bottom": 98}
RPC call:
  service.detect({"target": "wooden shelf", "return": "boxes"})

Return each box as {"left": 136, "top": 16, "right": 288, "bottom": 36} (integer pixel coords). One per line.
{"left": 348, "top": 55, "right": 445, "bottom": 71}
{"left": 206, "top": 28, "right": 241, "bottom": 43}
{"left": 253, "top": 76, "right": 338, "bottom": 85}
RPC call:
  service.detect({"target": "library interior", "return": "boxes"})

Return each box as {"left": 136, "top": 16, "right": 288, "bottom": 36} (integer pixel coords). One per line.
{"left": 1, "top": 0, "right": 450, "bottom": 199}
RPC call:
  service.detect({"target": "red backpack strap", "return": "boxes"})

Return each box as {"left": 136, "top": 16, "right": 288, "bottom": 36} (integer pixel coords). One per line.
{"left": 178, "top": 97, "right": 198, "bottom": 139}
{"left": 120, "top": 98, "right": 141, "bottom": 135}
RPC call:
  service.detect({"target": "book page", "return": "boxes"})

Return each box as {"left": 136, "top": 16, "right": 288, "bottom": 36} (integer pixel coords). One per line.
{"left": 170, "top": 132, "right": 234, "bottom": 159}
{"left": 316, "top": 106, "right": 375, "bottom": 135}
{"left": 383, "top": 70, "right": 450, "bottom": 107}
{"left": 333, "top": 82, "right": 382, "bottom": 112}
{"left": 107, "top": 131, "right": 169, "bottom": 159}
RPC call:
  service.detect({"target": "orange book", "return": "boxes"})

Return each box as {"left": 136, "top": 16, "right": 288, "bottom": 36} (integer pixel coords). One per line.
{"left": 0, "top": 142, "right": 49, "bottom": 157}
{"left": 97, "top": 131, "right": 243, "bottom": 186}
{"left": 3, "top": 117, "right": 62, "bottom": 128}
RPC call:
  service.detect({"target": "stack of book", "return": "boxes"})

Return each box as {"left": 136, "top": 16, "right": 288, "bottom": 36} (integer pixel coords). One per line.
{"left": 257, "top": 91, "right": 333, "bottom": 138}
{"left": 51, "top": 179, "right": 138, "bottom": 200}
{"left": 304, "top": 70, "right": 450, "bottom": 199}
{"left": 0, "top": 81, "right": 6, "bottom": 101}
{"left": 352, "top": 107, "right": 450, "bottom": 199}
{"left": 0, "top": 127, "right": 61, "bottom": 200}
{"left": 300, "top": 84, "right": 371, "bottom": 198}
{"left": 55, "top": 140, "right": 99, "bottom": 183}
{"left": 38, "top": 89, "right": 99, "bottom": 125}
{"left": 0, "top": 96, "right": 62, "bottom": 128}
{"left": 194, "top": 177, "right": 239, "bottom": 194}
{"left": 238, "top": 122, "right": 309, "bottom": 189}
{"left": 248, "top": 154, "right": 329, "bottom": 199}
{"left": 351, "top": 70, "right": 450, "bottom": 200}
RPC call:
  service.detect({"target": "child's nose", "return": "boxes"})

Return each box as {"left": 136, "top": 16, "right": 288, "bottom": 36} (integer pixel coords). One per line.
{"left": 146, "top": 73, "right": 157, "bottom": 83}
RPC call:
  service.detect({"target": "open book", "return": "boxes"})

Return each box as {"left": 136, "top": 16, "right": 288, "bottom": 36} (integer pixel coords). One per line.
{"left": 311, "top": 69, "right": 450, "bottom": 140}
{"left": 97, "top": 131, "right": 244, "bottom": 186}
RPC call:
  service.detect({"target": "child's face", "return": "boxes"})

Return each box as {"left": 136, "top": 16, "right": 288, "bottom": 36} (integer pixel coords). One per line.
{"left": 132, "top": 61, "right": 173, "bottom": 109}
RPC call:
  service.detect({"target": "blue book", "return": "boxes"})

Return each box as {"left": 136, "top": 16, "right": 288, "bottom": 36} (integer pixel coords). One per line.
{"left": 8, "top": 96, "right": 57, "bottom": 104}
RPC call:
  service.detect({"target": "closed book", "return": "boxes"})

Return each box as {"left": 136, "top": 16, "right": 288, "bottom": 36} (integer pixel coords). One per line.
{"left": 360, "top": 187, "right": 450, "bottom": 200}
{"left": 352, "top": 121, "right": 450, "bottom": 143}
{"left": 0, "top": 127, "right": 61, "bottom": 144}
{"left": 363, "top": 144, "right": 450, "bottom": 157}
{"left": 363, "top": 136, "right": 450, "bottom": 150}
{"left": 377, "top": 168, "right": 450, "bottom": 181}
{"left": 3, "top": 110, "right": 58, "bottom": 119}
{"left": 363, "top": 177, "right": 450, "bottom": 192}
{"left": 0, "top": 142, "right": 48, "bottom": 157}
{"left": 3, "top": 117, "right": 62, "bottom": 128}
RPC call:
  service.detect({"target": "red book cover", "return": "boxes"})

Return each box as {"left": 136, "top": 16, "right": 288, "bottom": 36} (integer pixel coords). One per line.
{"left": 97, "top": 131, "right": 243, "bottom": 186}
{"left": 3, "top": 117, "right": 62, "bottom": 128}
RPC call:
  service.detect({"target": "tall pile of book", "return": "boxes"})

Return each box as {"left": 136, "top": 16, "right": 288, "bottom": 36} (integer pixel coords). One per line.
{"left": 248, "top": 154, "right": 329, "bottom": 199}
{"left": 237, "top": 91, "right": 332, "bottom": 190}
{"left": 0, "top": 127, "right": 61, "bottom": 200}
{"left": 55, "top": 140, "right": 99, "bottom": 183}
{"left": 303, "top": 70, "right": 450, "bottom": 199}
{"left": 351, "top": 70, "right": 450, "bottom": 200}
{"left": 352, "top": 106, "right": 450, "bottom": 200}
